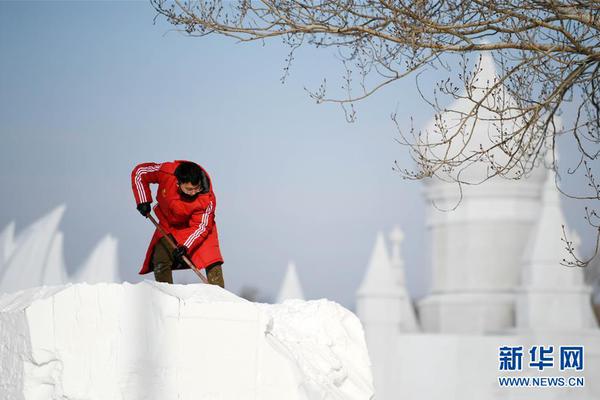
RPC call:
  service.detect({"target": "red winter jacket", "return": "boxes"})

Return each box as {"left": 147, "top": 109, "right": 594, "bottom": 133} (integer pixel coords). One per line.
{"left": 131, "top": 160, "right": 223, "bottom": 274}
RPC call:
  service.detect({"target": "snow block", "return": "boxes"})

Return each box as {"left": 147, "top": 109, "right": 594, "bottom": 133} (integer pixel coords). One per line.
{"left": 0, "top": 282, "right": 373, "bottom": 400}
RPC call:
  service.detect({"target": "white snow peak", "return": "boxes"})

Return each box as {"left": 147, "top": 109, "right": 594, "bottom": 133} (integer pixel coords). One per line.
{"left": 0, "top": 206, "right": 121, "bottom": 293}
{"left": 356, "top": 232, "right": 400, "bottom": 297}
{"left": 276, "top": 260, "right": 305, "bottom": 302}
{"left": 0, "top": 206, "right": 68, "bottom": 292}
{"left": 73, "top": 234, "right": 120, "bottom": 284}
{"left": 0, "top": 282, "right": 374, "bottom": 400}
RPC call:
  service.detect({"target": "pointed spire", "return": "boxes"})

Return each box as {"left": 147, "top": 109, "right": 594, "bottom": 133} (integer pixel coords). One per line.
{"left": 0, "top": 205, "right": 67, "bottom": 293}
{"left": 43, "top": 230, "right": 68, "bottom": 286}
{"left": 521, "top": 158, "right": 583, "bottom": 283}
{"left": 475, "top": 51, "right": 500, "bottom": 98}
{"left": 422, "top": 52, "right": 530, "bottom": 183}
{"left": 357, "top": 232, "right": 401, "bottom": 297}
{"left": 73, "top": 234, "right": 120, "bottom": 284}
{"left": 276, "top": 261, "right": 304, "bottom": 303}
{"left": 517, "top": 160, "right": 596, "bottom": 329}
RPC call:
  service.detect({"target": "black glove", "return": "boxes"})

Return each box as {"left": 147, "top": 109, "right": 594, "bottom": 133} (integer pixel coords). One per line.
{"left": 172, "top": 245, "right": 188, "bottom": 263}
{"left": 136, "top": 202, "right": 152, "bottom": 217}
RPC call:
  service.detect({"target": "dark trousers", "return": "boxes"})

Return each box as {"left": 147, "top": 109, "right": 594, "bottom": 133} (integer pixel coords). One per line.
{"left": 152, "top": 237, "right": 225, "bottom": 288}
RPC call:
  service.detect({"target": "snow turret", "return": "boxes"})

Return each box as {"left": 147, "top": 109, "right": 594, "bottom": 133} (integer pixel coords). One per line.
{"left": 73, "top": 234, "right": 120, "bottom": 284}
{"left": 419, "top": 53, "right": 548, "bottom": 334}
{"left": 276, "top": 260, "right": 304, "bottom": 302}
{"left": 389, "top": 226, "right": 419, "bottom": 332}
{"left": 356, "top": 231, "right": 405, "bottom": 400}
{"left": 357, "top": 232, "right": 399, "bottom": 297}
{"left": 0, "top": 205, "right": 68, "bottom": 293}
{"left": 516, "top": 160, "right": 598, "bottom": 330}
{"left": 421, "top": 52, "right": 546, "bottom": 184}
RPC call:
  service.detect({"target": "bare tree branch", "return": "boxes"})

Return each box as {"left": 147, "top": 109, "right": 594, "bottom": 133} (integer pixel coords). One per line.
{"left": 151, "top": 0, "right": 600, "bottom": 268}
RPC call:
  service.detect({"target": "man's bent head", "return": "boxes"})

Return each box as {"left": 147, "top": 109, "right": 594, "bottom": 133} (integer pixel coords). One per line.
{"left": 174, "top": 161, "right": 208, "bottom": 199}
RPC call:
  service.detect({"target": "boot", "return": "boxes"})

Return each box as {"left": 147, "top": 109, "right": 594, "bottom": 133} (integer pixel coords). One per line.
{"left": 206, "top": 263, "right": 225, "bottom": 288}
{"left": 154, "top": 262, "right": 173, "bottom": 284}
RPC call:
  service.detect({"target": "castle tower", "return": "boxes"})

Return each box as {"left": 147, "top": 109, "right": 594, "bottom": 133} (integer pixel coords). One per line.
{"left": 356, "top": 232, "right": 404, "bottom": 399}
{"left": 516, "top": 164, "right": 598, "bottom": 330}
{"left": 417, "top": 53, "right": 547, "bottom": 334}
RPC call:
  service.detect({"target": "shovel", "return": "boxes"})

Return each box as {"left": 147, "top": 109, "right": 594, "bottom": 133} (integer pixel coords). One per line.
{"left": 147, "top": 213, "right": 208, "bottom": 284}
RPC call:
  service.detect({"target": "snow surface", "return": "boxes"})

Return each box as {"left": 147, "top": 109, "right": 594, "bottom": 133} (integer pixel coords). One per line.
{"left": 0, "top": 282, "right": 374, "bottom": 400}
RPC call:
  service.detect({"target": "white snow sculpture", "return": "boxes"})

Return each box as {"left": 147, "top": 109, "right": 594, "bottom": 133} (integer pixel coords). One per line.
{"left": 276, "top": 260, "right": 305, "bottom": 302}
{"left": 0, "top": 221, "right": 16, "bottom": 279}
{"left": 356, "top": 232, "right": 406, "bottom": 400}
{"left": 73, "top": 234, "right": 120, "bottom": 284}
{"left": 388, "top": 226, "right": 419, "bottom": 332}
{"left": 420, "top": 51, "right": 541, "bottom": 183}
{"left": 45, "top": 231, "right": 67, "bottom": 284}
{"left": 0, "top": 221, "right": 16, "bottom": 262}
{"left": 418, "top": 53, "right": 547, "bottom": 334}
{"left": 0, "top": 282, "right": 374, "bottom": 400}
{"left": 517, "top": 164, "right": 598, "bottom": 330}
{"left": 354, "top": 53, "right": 600, "bottom": 400}
{"left": 0, "top": 205, "right": 68, "bottom": 293}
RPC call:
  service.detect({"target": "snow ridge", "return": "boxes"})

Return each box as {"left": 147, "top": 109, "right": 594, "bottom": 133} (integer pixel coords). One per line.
{"left": 0, "top": 282, "right": 374, "bottom": 400}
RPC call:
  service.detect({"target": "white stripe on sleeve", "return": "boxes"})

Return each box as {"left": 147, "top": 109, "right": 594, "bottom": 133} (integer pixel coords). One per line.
{"left": 183, "top": 202, "right": 214, "bottom": 248}
{"left": 135, "top": 164, "right": 161, "bottom": 203}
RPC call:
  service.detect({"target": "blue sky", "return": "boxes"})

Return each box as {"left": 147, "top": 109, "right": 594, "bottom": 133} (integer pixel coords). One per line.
{"left": 0, "top": 1, "right": 596, "bottom": 308}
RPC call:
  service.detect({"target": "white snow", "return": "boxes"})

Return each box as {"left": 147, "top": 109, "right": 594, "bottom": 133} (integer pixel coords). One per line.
{"left": 356, "top": 232, "right": 399, "bottom": 296}
{"left": 0, "top": 221, "right": 15, "bottom": 266}
{"left": 0, "top": 207, "right": 122, "bottom": 292}
{"left": 276, "top": 261, "right": 305, "bottom": 302}
{"left": 421, "top": 52, "right": 546, "bottom": 183}
{"left": 73, "top": 234, "right": 120, "bottom": 284}
{"left": 0, "top": 206, "right": 68, "bottom": 293}
{"left": 516, "top": 161, "right": 597, "bottom": 330}
{"left": 0, "top": 282, "right": 374, "bottom": 400}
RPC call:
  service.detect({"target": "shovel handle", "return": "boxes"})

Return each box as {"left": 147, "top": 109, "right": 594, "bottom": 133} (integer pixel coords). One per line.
{"left": 147, "top": 213, "right": 208, "bottom": 284}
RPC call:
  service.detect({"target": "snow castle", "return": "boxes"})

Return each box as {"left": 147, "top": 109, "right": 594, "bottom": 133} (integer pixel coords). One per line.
{"left": 350, "top": 53, "right": 600, "bottom": 400}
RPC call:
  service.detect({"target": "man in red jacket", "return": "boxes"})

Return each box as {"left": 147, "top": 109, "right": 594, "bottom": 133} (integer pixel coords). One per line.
{"left": 131, "top": 160, "right": 224, "bottom": 287}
